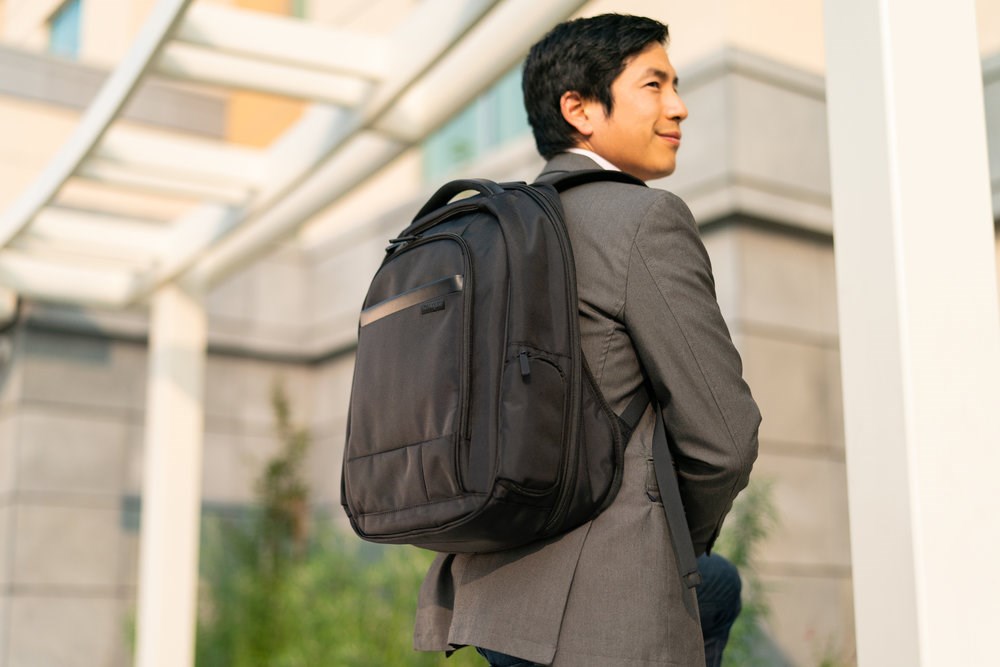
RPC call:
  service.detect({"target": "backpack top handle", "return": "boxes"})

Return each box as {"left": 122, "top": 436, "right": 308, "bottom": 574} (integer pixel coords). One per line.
{"left": 413, "top": 179, "right": 506, "bottom": 221}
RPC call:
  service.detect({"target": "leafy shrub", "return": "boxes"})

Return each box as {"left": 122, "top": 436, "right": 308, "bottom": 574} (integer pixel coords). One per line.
{"left": 195, "top": 384, "right": 480, "bottom": 667}
{"left": 714, "top": 479, "right": 778, "bottom": 667}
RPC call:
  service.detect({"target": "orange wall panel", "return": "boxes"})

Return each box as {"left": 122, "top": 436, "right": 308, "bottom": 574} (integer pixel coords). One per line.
{"left": 225, "top": 0, "right": 306, "bottom": 147}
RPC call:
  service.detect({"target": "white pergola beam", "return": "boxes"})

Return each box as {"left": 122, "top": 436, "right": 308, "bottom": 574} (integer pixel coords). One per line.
{"left": 96, "top": 127, "right": 266, "bottom": 188}
{"left": 0, "top": 0, "right": 194, "bottom": 249}
{"left": 263, "top": 104, "right": 353, "bottom": 191}
{"left": 155, "top": 43, "right": 371, "bottom": 106}
{"left": 32, "top": 208, "right": 169, "bottom": 252}
{"left": 15, "top": 208, "right": 167, "bottom": 265}
{"left": 0, "top": 250, "right": 135, "bottom": 306}
{"left": 824, "top": 0, "right": 1000, "bottom": 665}
{"left": 134, "top": 283, "right": 207, "bottom": 667}
{"left": 11, "top": 237, "right": 154, "bottom": 269}
{"left": 187, "top": 131, "right": 406, "bottom": 287}
{"left": 176, "top": 3, "right": 388, "bottom": 81}
{"left": 356, "top": 0, "right": 502, "bottom": 121}
{"left": 78, "top": 160, "right": 253, "bottom": 204}
{"left": 131, "top": 204, "right": 242, "bottom": 299}
{"left": 54, "top": 181, "right": 193, "bottom": 223}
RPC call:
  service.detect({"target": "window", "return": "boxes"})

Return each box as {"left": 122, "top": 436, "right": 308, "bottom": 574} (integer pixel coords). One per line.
{"left": 423, "top": 64, "right": 531, "bottom": 181}
{"left": 49, "top": 0, "right": 82, "bottom": 60}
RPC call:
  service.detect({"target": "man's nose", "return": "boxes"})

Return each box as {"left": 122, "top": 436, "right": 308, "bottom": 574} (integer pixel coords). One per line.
{"left": 665, "top": 92, "right": 688, "bottom": 122}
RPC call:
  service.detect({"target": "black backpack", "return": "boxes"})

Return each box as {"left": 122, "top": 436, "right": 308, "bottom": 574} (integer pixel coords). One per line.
{"left": 341, "top": 171, "right": 701, "bottom": 587}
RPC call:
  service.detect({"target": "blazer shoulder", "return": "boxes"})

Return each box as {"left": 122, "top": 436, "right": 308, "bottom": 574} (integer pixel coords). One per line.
{"left": 556, "top": 183, "right": 695, "bottom": 253}
{"left": 630, "top": 187, "right": 697, "bottom": 234}
{"left": 573, "top": 179, "right": 689, "bottom": 208}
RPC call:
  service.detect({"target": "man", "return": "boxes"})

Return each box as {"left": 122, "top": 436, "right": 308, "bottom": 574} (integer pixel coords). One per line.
{"left": 414, "top": 15, "right": 760, "bottom": 667}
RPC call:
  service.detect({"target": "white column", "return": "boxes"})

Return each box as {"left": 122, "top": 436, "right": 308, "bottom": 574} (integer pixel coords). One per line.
{"left": 824, "top": 1, "right": 1000, "bottom": 665}
{"left": 134, "top": 283, "right": 207, "bottom": 667}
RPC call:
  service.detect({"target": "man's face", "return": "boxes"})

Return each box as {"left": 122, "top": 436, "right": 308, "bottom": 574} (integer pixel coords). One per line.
{"left": 576, "top": 43, "right": 688, "bottom": 181}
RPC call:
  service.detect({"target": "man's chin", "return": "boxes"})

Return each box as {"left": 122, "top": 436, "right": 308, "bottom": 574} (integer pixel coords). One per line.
{"left": 645, "top": 165, "right": 676, "bottom": 181}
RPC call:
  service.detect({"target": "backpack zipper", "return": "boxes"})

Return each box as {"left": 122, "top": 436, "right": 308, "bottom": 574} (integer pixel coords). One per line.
{"left": 518, "top": 349, "right": 531, "bottom": 377}
{"left": 402, "top": 202, "right": 481, "bottom": 239}
{"left": 512, "top": 185, "right": 584, "bottom": 534}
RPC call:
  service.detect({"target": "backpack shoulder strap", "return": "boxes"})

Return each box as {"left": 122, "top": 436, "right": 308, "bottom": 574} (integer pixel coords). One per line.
{"left": 616, "top": 389, "right": 650, "bottom": 442}
{"left": 617, "top": 386, "right": 703, "bottom": 590}
{"left": 547, "top": 167, "right": 700, "bottom": 587}
{"left": 652, "top": 401, "right": 703, "bottom": 589}
{"left": 535, "top": 169, "right": 647, "bottom": 192}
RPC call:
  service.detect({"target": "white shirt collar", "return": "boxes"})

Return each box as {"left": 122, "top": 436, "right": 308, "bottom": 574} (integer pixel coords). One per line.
{"left": 565, "top": 147, "right": 621, "bottom": 172}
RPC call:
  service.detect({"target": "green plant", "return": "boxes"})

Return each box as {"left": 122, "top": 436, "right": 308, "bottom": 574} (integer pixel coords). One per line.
{"left": 713, "top": 478, "right": 778, "bottom": 667}
{"left": 815, "top": 635, "right": 856, "bottom": 667}
{"left": 195, "top": 382, "right": 481, "bottom": 667}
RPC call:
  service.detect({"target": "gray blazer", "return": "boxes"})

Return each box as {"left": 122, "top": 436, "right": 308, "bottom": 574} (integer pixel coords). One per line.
{"left": 414, "top": 153, "right": 761, "bottom": 666}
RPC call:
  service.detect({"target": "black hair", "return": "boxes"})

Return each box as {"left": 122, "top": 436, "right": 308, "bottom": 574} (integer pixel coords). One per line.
{"left": 522, "top": 14, "right": 669, "bottom": 159}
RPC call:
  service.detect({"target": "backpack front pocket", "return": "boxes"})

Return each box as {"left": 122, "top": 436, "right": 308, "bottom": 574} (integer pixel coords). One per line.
{"left": 347, "top": 236, "right": 472, "bottom": 515}
{"left": 497, "top": 348, "right": 568, "bottom": 491}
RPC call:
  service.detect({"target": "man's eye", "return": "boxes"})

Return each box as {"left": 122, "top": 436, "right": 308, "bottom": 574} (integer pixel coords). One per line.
{"left": 646, "top": 81, "right": 661, "bottom": 89}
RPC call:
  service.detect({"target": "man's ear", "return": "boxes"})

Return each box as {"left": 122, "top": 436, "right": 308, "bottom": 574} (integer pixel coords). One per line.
{"left": 560, "top": 91, "right": 594, "bottom": 138}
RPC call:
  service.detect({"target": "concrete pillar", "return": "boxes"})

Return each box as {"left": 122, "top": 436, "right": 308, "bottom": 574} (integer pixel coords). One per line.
{"left": 134, "top": 283, "right": 207, "bottom": 667}
{"left": 824, "top": 0, "right": 1000, "bottom": 665}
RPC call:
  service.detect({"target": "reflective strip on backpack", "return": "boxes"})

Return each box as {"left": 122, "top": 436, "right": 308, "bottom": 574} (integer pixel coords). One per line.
{"left": 360, "top": 274, "right": 464, "bottom": 327}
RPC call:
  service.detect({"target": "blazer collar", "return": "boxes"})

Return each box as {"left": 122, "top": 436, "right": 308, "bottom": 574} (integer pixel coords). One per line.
{"left": 539, "top": 151, "right": 604, "bottom": 177}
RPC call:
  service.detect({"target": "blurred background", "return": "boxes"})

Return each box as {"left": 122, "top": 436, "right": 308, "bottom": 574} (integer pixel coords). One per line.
{"left": 0, "top": 1, "right": 997, "bottom": 666}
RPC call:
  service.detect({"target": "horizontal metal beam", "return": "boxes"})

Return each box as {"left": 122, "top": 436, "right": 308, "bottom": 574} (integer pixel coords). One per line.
{"left": 185, "top": 131, "right": 407, "bottom": 287}
{"left": 155, "top": 43, "right": 371, "bottom": 106}
{"left": 54, "top": 181, "right": 191, "bottom": 224}
{"left": 95, "top": 127, "right": 266, "bottom": 188}
{"left": 129, "top": 204, "right": 242, "bottom": 299}
{"left": 77, "top": 161, "right": 254, "bottom": 204}
{"left": 0, "top": 0, "right": 194, "bottom": 249}
{"left": 176, "top": 3, "right": 388, "bottom": 81}
{"left": 0, "top": 250, "right": 134, "bottom": 307}
{"left": 11, "top": 236, "right": 154, "bottom": 269}
{"left": 21, "top": 207, "right": 168, "bottom": 260}
{"left": 355, "top": 0, "right": 503, "bottom": 126}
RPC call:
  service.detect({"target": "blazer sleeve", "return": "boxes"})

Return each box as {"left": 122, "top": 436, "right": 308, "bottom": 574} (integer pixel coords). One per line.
{"left": 623, "top": 191, "right": 761, "bottom": 555}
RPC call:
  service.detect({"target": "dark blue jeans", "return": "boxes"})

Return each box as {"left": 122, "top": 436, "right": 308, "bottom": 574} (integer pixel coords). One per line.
{"left": 476, "top": 553, "right": 742, "bottom": 667}
{"left": 696, "top": 553, "right": 742, "bottom": 667}
{"left": 475, "top": 647, "right": 538, "bottom": 667}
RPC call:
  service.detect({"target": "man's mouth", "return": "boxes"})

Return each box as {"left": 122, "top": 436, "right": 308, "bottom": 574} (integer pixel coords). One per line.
{"left": 659, "top": 131, "right": 682, "bottom": 145}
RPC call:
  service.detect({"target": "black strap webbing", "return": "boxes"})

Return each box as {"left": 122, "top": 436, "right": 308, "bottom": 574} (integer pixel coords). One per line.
{"left": 616, "top": 388, "right": 651, "bottom": 443}
{"left": 536, "top": 169, "right": 647, "bottom": 193}
{"left": 651, "top": 404, "right": 703, "bottom": 588}
{"left": 617, "top": 386, "right": 702, "bottom": 589}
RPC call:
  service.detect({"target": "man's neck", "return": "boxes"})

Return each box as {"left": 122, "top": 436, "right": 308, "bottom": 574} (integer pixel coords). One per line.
{"left": 565, "top": 147, "right": 620, "bottom": 172}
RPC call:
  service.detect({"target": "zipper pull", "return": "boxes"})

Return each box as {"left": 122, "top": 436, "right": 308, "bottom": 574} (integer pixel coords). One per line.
{"left": 519, "top": 350, "right": 531, "bottom": 378}
{"left": 384, "top": 235, "right": 417, "bottom": 255}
